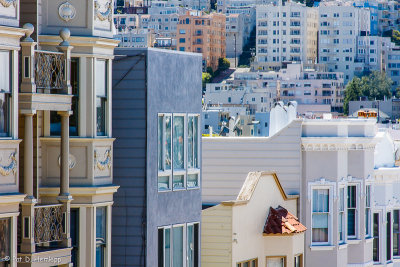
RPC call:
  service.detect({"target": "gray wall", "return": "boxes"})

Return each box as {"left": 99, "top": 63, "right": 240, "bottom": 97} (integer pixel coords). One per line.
{"left": 112, "top": 48, "right": 203, "bottom": 267}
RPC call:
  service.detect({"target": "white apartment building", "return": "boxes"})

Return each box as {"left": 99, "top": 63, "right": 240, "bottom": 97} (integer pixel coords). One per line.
{"left": 318, "top": 1, "right": 371, "bottom": 83}
{"left": 376, "top": 0, "right": 400, "bottom": 35}
{"left": 226, "top": 13, "right": 254, "bottom": 58}
{"left": 255, "top": 0, "right": 318, "bottom": 70}
{"left": 115, "top": 29, "right": 154, "bottom": 48}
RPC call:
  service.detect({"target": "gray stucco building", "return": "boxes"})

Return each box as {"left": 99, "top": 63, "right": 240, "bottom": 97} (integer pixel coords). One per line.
{"left": 112, "top": 48, "right": 202, "bottom": 266}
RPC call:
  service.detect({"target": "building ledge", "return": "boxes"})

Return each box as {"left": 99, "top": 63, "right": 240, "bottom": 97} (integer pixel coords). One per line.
{"left": 347, "top": 239, "right": 362, "bottom": 245}
{"left": 39, "top": 185, "right": 119, "bottom": 197}
{"left": 310, "top": 245, "right": 335, "bottom": 251}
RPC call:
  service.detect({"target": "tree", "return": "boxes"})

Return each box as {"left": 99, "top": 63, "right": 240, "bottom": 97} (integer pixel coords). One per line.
{"left": 361, "top": 71, "right": 392, "bottom": 100}
{"left": 218, "top": 58, "right": 230, "bottom": 71}
{"left": 343, "top": 77, "right": 363, "bottom": 115}
{"left": 202, "top": 72, "right": 212, "bottom": 89}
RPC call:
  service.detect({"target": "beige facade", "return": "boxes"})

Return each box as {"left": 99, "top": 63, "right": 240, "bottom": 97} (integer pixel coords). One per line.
{"left": 0, "top": 0, "right": 119, "bottom": 266}
{"left": 202, "top": 172, "right": 305, "bottom": 266}
{"left": 177, "top": 11, "right": 226, "bottom": 71}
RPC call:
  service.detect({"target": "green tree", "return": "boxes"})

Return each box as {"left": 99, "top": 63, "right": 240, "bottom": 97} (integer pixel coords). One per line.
{"left": 344, "top": 77, "right": 363, "bottom": 115}
{"left": 202, "top": 72, "right": 212, "bottom": 89}
{"left": 361, "top": 71, "right": 392, "bottom": 100}
{"left": 218, "top": 58, "right": 230, "bottom": 71}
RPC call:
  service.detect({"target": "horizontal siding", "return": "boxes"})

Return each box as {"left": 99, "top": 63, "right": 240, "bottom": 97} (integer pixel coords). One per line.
{"left": 202, "top": 205, "right": 232, "bottom": 266}
{"left": 202, "top": 120, "right": 302, "bottom": 203}
{"left": 112, "top": 50, "right": 147, "bottom": 267}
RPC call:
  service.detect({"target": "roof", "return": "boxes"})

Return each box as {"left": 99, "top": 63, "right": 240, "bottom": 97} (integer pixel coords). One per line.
{"left": 263, "top": 206, "right": 306, "bottom": 235}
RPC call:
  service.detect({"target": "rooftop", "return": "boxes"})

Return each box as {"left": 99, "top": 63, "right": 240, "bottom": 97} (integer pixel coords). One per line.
{"left": 263, "top": 206, "right": 307, "bottom": 235}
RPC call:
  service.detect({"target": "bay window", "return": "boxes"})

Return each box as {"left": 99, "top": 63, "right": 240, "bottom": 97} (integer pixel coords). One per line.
{"left": 347, "top": 185, "right": 357, "bottom": 238}
{"left": 394, "top": 210, "right": 400, "bottom": 257}
{"left": 187, "top": 115, "right": 200, "bottom": 188}
{"left": 0, "top": 51, "right": 11, "bottom": 137}
{"left": 373, "top": 213, "right": 380, "bottom": 262}
{"left": 312, "top": 188, "right": 330, "bottom": 244}
{"left": 96, "top": 207, "right": 107, "bottom": 267}
{"left": 158, "top": 114, "right": 172, "bottom": 191}
{"left": 96, "top": 59, "right": 107, "bottom": 136}
{"left": 173, "top": 115, "right": 185, "bottom": 190}
{"left": 338, "top": 187, "right": 345, "bottom": 243}
{"left": 365, "top": 185, "right": 371, "bottom": 237}
{"left": 0, "top": 218, "right": 10, "bottom": 267}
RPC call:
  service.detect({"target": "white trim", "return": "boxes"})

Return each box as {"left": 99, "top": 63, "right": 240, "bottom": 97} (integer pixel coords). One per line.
{"left": 309, "top": 245, "right": 335, "bottom": 251}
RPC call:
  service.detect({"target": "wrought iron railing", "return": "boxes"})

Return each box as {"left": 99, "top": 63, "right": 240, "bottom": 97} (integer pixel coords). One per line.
{"left": 34, "top": 50, "right": 65, "bottom": 91}
{"left": 34, "top": 204, "right": 64, "bottom": 245}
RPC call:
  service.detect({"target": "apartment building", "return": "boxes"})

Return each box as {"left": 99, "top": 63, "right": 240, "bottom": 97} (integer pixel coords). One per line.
{"left": 318, "top": 1, "right": 371, "bottom": 83}
{"left": 255, "top": 0, "right": 318, "bottom": 71}
{"left": 376, "top": 0, "right": 400, "bottom": 35}
{"left": 226, "top": 13, "right": 253, "bottom": 59}
{"left": 0, "top": 0, "right": 119, "bottom": 266}
{"left": 112, "top": 48, "right": 202, "bottom": 266}
{"left": 115, "top": 29, "right": 155, "bottom": 48}
{"left": 177, "top": 11, "right": 226, "bottom": 71}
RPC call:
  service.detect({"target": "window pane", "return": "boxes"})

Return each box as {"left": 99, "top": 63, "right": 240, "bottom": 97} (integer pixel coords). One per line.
{"left": 173, "top": 226, "right": 183, "bottom": 267}
{"left": 158, "top": 176, "right": 170, "bottom": 191}
{"left": 348, "top": 186, "right": 356, "bottom": 208}
{"left": 0, "top": 218, "right": 10, "bottom": 261}
{"left": 313, "top": 189, "right": 329, "bottom": 212}
{"left": 96, "top": 97, "right": 106, "bottom": 135}
{"left": 373, "top": 213, "right": 379, "bottom": 262}
{"left": 387, "top": 212, "right": 392, "bottom": 261}
{"left": 312, "top": 228, "right": 328, "bottom": 242}
{"left": 165, "top": 115, "right": 171, "bottom": 170}
{"left": 173, "top": 175, "right": 185, "bottom": 190}
{"left": 96, "top": 60, "right": 107, "bottom": 97}
{"left": 339, "top": 188, "right": 344, "bottom": 211}
{"left": 348, "top": 209, "right": 356, "bottom": 236}
{"left": 96, "top": 207, "right": 106, "bottom": 240}
{"left": 188, "top": 117, "right": 194, "bottom": 168}
{"left": 0, "top": 93, "right": 10, "bottom": 137}
{"left": 187, "top": 174, "right": 199, "bottom": 188}
{"left": 0, "top": 51, "right": 10, "bottom": 93}
{"left": 165, "top": 228, "right": 171, "bottom": 267}
{"left": 193, "top": 116, "right": 198, "bottom": 168}
{"left": 266, "top": 257, "right": 284, "bottom": 267}
{"left": 158, "top": 116, "right": 163, "bottom": 171}
{"left": 95, "top": 245, "right": 104, "bottom": 267}
{"left": 70, "top": 58, "right": 79, "bottom": 136}
{"left": 173, "top": 116, "right": 184, "bottom": 169}
{"left": 71, "top": 209, "right": 79, "bottom": 267}
{"left": 188, "top": 225, "right": 194, "bottom": 267}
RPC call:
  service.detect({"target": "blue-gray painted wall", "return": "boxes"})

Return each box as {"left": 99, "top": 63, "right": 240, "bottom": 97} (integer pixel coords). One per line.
{"left": 112, "top": 48, "right": 202, "bottom": 267}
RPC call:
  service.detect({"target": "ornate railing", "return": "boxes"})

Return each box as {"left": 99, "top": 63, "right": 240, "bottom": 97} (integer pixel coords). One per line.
{"left": 34, "top": 204, "right": 64, "bottom": 245}
{"left": 34, "top": 50, "right": 65, "bottom": 91}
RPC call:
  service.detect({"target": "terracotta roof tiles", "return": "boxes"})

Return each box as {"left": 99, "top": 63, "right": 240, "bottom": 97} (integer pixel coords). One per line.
{"left": 263, "top": 206, "right": 307, "bottom": 235}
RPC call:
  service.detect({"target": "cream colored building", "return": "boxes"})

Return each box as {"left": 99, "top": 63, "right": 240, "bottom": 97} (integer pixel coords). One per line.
{"left": 202, "top": 172, "right": 306, "bottom": 267}
{"left": 0, "top": 0, "right": 119, "bottom": 266}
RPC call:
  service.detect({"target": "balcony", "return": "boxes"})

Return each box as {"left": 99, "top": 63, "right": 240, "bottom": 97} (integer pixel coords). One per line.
{"left": 19, "top": 25, "right": 73, "bottom": 113}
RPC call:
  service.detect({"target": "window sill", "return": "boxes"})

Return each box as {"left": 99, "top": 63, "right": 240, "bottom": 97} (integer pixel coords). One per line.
{"left": 347, "top": 239, "right": 362, "bottom": 245}
{"left": 365, "top": 237, "right": 374, "bottom": 244}
{"left": 158, "top": 189, "right": 172, "bottom": 193}
{"left": 187, "top": 187, "right": 200, "bottom": 190}
{"left": 310, "top": 245, "right": 335, "bottom": 251}
{"left": 338, "top": 243, "right": 348, "bottom": 250}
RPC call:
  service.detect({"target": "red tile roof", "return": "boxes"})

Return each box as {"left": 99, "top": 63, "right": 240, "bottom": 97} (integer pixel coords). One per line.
{"left": 263, "top": 206, "right": 307, "bottom": 235}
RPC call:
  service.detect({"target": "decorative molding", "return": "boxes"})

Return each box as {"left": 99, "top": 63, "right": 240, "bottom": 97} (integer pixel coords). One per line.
{"left": 94, "top": 0, "right": 112, "bottom": 22}
{"left": 307, "top": 177, "right": 336, "bottom": 201}
{"left": 57, "top": 154, "right": 76, "bottom": 170}
{"left": 301, "top": 143, "right": 376, "bottom": 151}
{"left": 58, "top": 1, "right": 76, "bottom": 22}
{"left": 94, "top": 149, "right": 111, "bottom": 171}
{"left": 0, "top": 152, "right": 17, "bottom": 176}
{"left": 0, "top": 0, "right": 16, "bottom": 8}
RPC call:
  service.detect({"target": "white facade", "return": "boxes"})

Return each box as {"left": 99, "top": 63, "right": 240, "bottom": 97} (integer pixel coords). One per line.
{"left": 115, "top": 29, "right": 154, "bottom": 48}
{"left": 226, "top": 13, "right": 254, "bottom": 58}
{"left": 256, "top": 0, "right": 318, "bottom": 70}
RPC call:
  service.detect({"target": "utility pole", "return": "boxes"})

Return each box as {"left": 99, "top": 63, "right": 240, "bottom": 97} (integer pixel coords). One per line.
{"left": 234, "top": 33, "right": 237, "bottom": 68}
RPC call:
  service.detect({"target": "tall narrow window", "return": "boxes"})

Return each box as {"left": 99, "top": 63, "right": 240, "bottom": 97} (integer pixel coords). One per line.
{"left": 387, "top": 212, "right": 392, "bottom": 261}
{"left": 338, "top": 187, "right": 345, "bottom": 243}
{"left": 71, "top": 208, "right": 79, "bottom": 266}
{"left": 373, "top": 213, "right": 380, "bottom": 262}
{"left": 347, "top": 185, "right": 357, "bottom": 238}
{"left": 394, "top": 210, "right": 400, "bottom": 257}
{"left": 158, "top": 114, "right": 172, "bottom": 191}
{"left": 187, "top": 223, "right": 199, "bottom": 267}
{"left": 96, "top": 59, "right": 107, "bottom": 136}
{"left": 0, "top": 218, "right": 10, "bottom": 266}
{"left": 312, "top": 189, "right": 329, "bottom": 243}
{"left": 173, "top": 115, "right": 185, "bottom": 190}
{"left": 96, "top": 207, "right": 107, "bottom": 267}
{"left": 187, "top": 115, "right": 200, "bottom": 188}
{"left": 172, "top": 226, "right": 184, "bottom": 267}
{"left": 0, "top": 51, "right": 11, "bottom": 137}
{"left": 294, "top": 254, "right": 302, "bottom": 267}
{"left": 365, "top": 185, "right": 371, "bottom": 237}
{"left": 158, "top": 227, "right": 171, "bottom": 267}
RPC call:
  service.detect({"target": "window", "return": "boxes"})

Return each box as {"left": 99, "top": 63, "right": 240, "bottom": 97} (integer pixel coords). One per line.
{"left": 0, "top": 51, "right": 11, "bottom": 137}
{"left": 158, "top": 114, "right": 172, "bottom": 191}
{"left": 394, "top": 210, "right": 400, "bottom": 257}
{"left": 387, "top": 212, "right": 392, "bottom": 261}
{"left": 266, "top": 256, "right": 285, "bottom": 266}
{"left": 173, "top": 226, "right": 184, "bottom": 266}
{"left": 0, "top": 218, "right": 10, "bottom": 266}
{"left": 237, "top": 258, "right": 258, "bottom": 267}
{"left": 187, "top": 115, "right": 200, "bottom": 188}
{"left": 365, "top": 185, "right": 371, "bottom": 237}
{"left": 179, "top": 38, "right": 186, "bottom": 43}
{"left": 96, "top": 207, "right": 107, "bottom": 267}
{"left": 312, "top": 189, "right": 330, "bottom": 243}
{"left": 187, "top": 224, "right": 199, "bottom": 267}
{"left": 373, "top": 213, "right": 379, "bottom": 262}
{"left": 294, "top": 254, "right": 302, "bottom": 267}
{"left": 338, "top": 187, "right": 345, "bottom": 243}
{"left": 347, "top": 185, "right": 357, "bottom": 238}
{"left": 173, "top": 115, "right": 185, "bottom": 190}
{"left": 71, "top": 208, "right": 79, "bottom": 266}
{"left": 96, "top": 59, "right": 107, "bottom": 136}
{"left": 158, "top": 227, "right": 171, "bottom": 267}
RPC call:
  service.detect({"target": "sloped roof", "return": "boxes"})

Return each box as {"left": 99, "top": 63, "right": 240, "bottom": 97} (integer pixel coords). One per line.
{"left": 263, "top": 206, "right": 306, "bottom": 235}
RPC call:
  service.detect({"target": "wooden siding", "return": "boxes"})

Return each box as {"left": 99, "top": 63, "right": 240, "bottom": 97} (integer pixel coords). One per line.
{"left": 202, "top": 205, "right": 232, "bottom": 266}
{"left": 202, "top": 120, "right": 302, "bottom": 204}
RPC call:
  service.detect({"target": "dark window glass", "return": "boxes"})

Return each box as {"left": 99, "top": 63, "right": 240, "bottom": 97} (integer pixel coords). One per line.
{"left": 387, "top": 212, "right": 392, "bottom": 261}
{"left": 96, "top": 207, "right": 106, "bottom": 267}
{"left": 0, "top": 51, "right": 11, "bottom": 137}
{"left": 0, "top": 218, "right": 10, "bottom": 265}
{"left": 96, "top": 60, "right": 107, "bottom": 136}
{"left": 347, "top": 185, "right": 357, "bottom": 237}
{"left": 71, "top": 208, "right": 79, "bottom": 266}
{"left": 373, "top": 213, "right": 379, "bottom": 262}
{"left": 394, "top": 210, "right": 400, "bottom": 256}
{"left": 158, "top": 228, "right": 164, "bottom": 267}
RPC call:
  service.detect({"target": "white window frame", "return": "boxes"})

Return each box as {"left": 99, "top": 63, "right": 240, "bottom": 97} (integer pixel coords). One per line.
{"left": 187, "top": 114, "right": 200, "bottom": 190}
{"left": 373, "top": 210, "right": 382, "bottom": 263}
{"left": 365, "top": 184, "right": 372, "bottom": 238}
{"left": 172, "top": 113, "right": 187, "bottom": 191}
{"left": 310, "top": 185, "right": 333, "bottom": 245}
{"left": 347, "top": 183, "right": 360, "bottom": 239}
{"left": 159, "top": 225, "right": 172, "bottom": 266}
{"left": 158, "top": 113, "right": 173, "bottom": 192}
{"left": 338, "top": 186, "right": 346, "bottom": 244}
